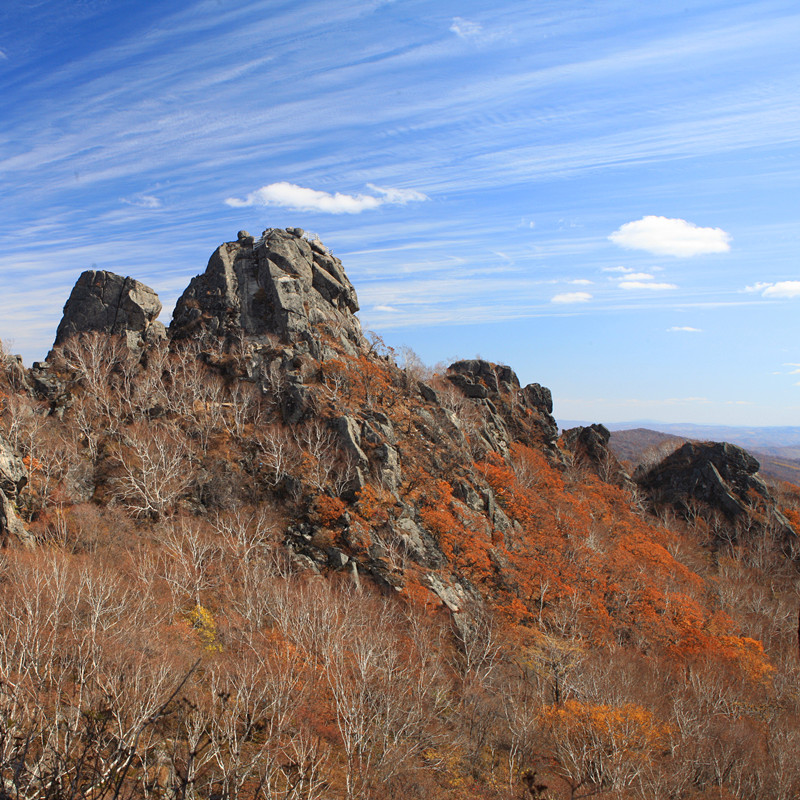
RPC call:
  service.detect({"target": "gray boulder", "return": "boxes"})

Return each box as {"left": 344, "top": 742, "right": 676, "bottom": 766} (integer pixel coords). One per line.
{"left": 53, "top": 270, "right": 164, "bottom": 351}
{"left": 170, "top": 228, "right": 364, "bottom": 356}
{"left": 562, "top": 423, "right": 631, "bottom": 485}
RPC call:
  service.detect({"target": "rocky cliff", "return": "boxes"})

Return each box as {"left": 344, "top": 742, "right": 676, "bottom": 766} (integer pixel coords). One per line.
{"left": 0, "top": 432, "right": 30, "bottom": 545}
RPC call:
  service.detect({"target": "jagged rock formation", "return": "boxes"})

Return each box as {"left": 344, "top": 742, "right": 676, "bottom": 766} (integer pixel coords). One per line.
{"left": 28, "top": 270, "right": 164, "bottom": 408}
{"left": 170, "top": 228, "right": 364, "bottom": 355}
{"left": 0, "top": 432, "right": 30, "bottom": 545}
{"left": 53, "top": 270, "right": 165, "bottom": 352}
{"left": 446, "top": 359, "right": 558, "bottom": 453}
{"left": 634, "top": 441, "right": 796, "bottom": 544}
{"left": 272, "top": 355, "right": 561, "bottom": 599}
{"left": 169, "top": 228, "right": 366, "bottom": 425}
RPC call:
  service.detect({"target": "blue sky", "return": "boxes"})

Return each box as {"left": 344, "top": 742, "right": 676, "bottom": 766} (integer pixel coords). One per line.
{"left": 1, "top": 0, "right": 799, "bottom": 426}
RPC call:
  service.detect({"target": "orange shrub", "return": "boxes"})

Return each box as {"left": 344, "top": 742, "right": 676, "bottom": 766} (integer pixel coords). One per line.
{"left": 312, "top": 494, "right": 346, "bottom": 526}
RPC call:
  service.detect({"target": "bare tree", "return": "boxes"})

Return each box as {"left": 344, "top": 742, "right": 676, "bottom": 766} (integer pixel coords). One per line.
{"left": 253, "top": 424, "right": 303, "bottom": 489}
{"left": 110, "top": 421, "right": 193, "bottom": 519}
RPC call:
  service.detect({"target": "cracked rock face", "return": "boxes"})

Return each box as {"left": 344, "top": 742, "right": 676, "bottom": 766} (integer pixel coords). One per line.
{"left": 169, "top": 228, "right": 364, "bottom": 355}
{"left": 53, "top": 270, "right": 164, "bottom": 350}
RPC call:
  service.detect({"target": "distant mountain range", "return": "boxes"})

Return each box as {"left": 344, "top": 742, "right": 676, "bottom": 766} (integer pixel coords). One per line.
{"left": 558, "top": 420, "right": 800, "bottom": 485}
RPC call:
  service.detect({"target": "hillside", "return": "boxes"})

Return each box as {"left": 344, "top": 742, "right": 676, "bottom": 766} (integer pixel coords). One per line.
{"left": 0, "top": 229, "right": 798, "bottom": 800}
{"left": 604, "top": 427, "right": 688, "bottom": 466}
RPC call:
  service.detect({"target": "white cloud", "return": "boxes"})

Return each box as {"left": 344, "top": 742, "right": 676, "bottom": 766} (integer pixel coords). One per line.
{"left": 617, "top": 272, "right": 653, "bottom": 281}
{"left": 602, "top": 266, "right": 635, "bottom": 273}
{"left": 763, "top": 281, "right": 800, "bottom": 298}
{"left": 609, "top": 216, "right": 731, "bottom": 257}
{"left": 120, "top": 194, "right": 161, "bottom": 209}
{"left": 0, "top": 49, "right": 7, "bottom": 61}
{"left": 225, "top": 182, "right": 428, "bottom": 213}
{"left": 551, "top": 291, "right": 592, "bottom": 304}
{"left": 568, "top": 279, "right": 593, "bottom": 285}
{"left": 744, "top": 280, "right": 800, "bottom": 298}
{"left": 618, "top": 281, "right": 677, "bottom": 291}
{"left": 374, "top": 304, "right": 399, "bottom": 313}
{"left": 668, "top": 326, "right": 702, "bottom": 332}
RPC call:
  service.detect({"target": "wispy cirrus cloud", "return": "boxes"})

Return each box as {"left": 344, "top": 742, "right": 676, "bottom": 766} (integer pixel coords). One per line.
{"left": 604, "top": 267, "right": 676, "bottom": 291}
{"left": 225, "top": 182, "right": 428, "bottom": 213}
{"left": 450, "top": 17, "right": 484, "bottom": 41}
{"left": 120, "top": 194, "right": 162, "bottom": 209}
{"left": 744, "top": 280, "right": 800, "bottom": 298}
{"left": 609, "top": 216, "right": 731, "bottom": 257}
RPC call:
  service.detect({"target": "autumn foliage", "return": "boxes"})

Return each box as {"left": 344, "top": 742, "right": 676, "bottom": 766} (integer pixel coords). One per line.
{"left": 0, "top": 332, "right": 798, "bottom": 799}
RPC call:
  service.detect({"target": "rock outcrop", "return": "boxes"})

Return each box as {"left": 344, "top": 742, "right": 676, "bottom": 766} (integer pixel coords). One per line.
{"left": 446, "top": 359, "right": 558, "bottom": 453}
{"left": 562, "top": 423, "right": 612, "bottom": 462}
{"left": 634, "top": 441, "right": 796, "bottom": 545}
{"left": 169, "top": 228, "right": 366, "bottom": 425}
{"left": 170, "top": 228, "right": 364, "bottom": 356}
{"left": 27, "top": 223, "right": 798, "bottom": 587}
{"left": 562, "top": 423, "right": 631, "bottom": 485}
{"left": 52, "top": 270, "right": 165, "bottom": 352}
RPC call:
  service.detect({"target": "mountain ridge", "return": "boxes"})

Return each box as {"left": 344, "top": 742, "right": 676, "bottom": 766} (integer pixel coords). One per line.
{"left": 0, "top": 228, "right": 797, "bottom": 799}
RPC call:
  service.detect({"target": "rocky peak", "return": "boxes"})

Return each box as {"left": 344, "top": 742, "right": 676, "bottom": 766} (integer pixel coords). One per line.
{"left": 562, "top": 423, "right": 612, "bottom": 459}
{"left": 52, "top": 270, "right": 165, "bottom": 353}
{"left": 169, "top": 228, "right": 364, "bottom": 356}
